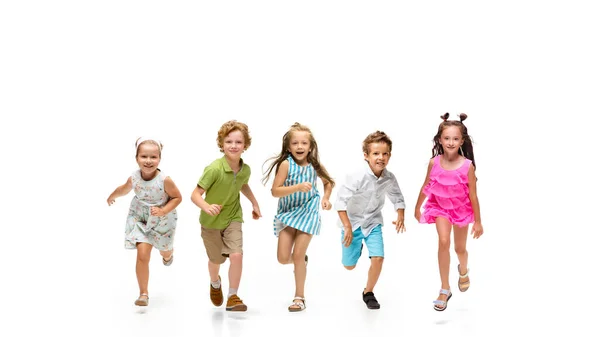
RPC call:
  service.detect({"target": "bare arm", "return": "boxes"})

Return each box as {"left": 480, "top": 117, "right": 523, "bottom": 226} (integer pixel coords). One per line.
{"left": 270, "top": 160, "right": 311, "bottom": 197}
{"left": 241, "top": 184, "right": 262, "bottom": 219}
{"left": 107, "top": 177, "right": 133, "bottom": 205}
{"left": 321, "top": 178, "right": 333, "bottom": 210}
{"left": 191, "top": 185, "right": 222, "bottom": 216}
{"left": 394, "top": 208, "right": 406, "bottom": 233}
{"left": 338, "top": 210, "right": 354, "bottom": 247}
{"left": 468, "top": 165, "right": 483, "bottom": 238}
{"left": 151, "top": 177, "right": 182, "bottom": 216}
{"left": 414, "top": 159, "right": 434, "bottom": 221}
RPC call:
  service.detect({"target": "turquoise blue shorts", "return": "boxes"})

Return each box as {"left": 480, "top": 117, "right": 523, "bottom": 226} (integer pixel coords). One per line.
{"left": 341, "top": 224, "right": 384, "bottom": 267}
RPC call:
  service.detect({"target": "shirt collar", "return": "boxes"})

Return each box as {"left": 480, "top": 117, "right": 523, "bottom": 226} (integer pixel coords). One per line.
{"left": 363, "top": 160, "right": 387, "bottom": 180}
{"left": 220, "top": 156, "right": 244, "bottom": 173}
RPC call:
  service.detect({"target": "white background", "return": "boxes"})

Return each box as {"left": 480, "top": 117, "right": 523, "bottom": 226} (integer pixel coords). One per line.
{"left": 1, "top": 1, "right": 598, "bottom": 336}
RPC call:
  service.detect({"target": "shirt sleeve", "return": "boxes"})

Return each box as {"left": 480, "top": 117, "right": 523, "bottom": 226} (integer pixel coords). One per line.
{"left": 335, "top": 172, "right": 358, "bottom": 211}
{"left": 387, "top": 174, "right": 406, "bottom": 210}
{"left": 198, "top": 166, "right": 216, "bottom": 191}
{"left": 243, "top": 164, "right": 251, "bottom": 185}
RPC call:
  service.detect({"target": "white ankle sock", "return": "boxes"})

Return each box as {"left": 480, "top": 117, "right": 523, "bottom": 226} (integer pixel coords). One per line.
{"left": 211, "top": 279, "right": 221, "bottom": 289}
{"left": 228, "top": 288, "right": 237, "bottom": 298}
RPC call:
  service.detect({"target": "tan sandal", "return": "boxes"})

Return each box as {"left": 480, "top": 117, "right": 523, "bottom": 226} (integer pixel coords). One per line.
{"left": 135, "top": 293, "right": 149, "bottom": 306}
{"left": 163, "top": 255, "right": 174, "bottom": 266}
{"left": 288, "top": 296, "right": 306, "bottom": 312}
{"left": 458, "top": 264, "right": 470, "bottom": 292}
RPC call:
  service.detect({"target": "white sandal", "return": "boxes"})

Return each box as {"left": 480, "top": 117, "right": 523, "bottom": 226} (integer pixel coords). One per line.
{"left": 288, "top": 296, "right": 306, "bottom": 312}
{"left": 433, "top": 289, "right": 452, "bottom": 311}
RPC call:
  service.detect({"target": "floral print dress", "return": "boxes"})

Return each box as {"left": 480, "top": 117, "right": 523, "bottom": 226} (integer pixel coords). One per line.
{"left": 124, "top": 169, "right": 177, "bottom": 250}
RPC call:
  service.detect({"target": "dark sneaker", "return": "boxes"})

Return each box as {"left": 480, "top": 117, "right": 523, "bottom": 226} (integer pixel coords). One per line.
{"left": 362, "top": 291, "right": 380, "bottom": 309}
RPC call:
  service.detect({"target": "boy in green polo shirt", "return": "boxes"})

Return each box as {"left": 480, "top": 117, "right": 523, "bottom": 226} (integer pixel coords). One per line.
{"left": 191, "top": 120, "right": 262, "bottom": 312}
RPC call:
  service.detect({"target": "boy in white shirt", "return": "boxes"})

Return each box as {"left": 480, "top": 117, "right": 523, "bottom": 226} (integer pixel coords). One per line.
{"left": 335, "top": 130, "right": 406, "bottom": 309}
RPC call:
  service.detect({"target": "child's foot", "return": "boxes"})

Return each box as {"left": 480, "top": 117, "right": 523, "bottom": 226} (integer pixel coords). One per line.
{"left": 433, "top": 289, "right": 452, "bottom": 311}
{"left": 210, "top": 276, "right": 223, "bottom": 306}
{"left": 162, "top": 254, "right": 174, "bottom": 266}
{"left": 288, "top": 297, "right": 306, "bottom": 312}
{"left": 134, "top": 294, "right": 149, "bottom": 306}
{"left": 362, "top": 291, "right": 380, "bottom": 309}
{"left": 458, "top": 264, "right": 470, "bottom": 292}
{"left": 226, "top": 294, "right": 247, "bottom": 312}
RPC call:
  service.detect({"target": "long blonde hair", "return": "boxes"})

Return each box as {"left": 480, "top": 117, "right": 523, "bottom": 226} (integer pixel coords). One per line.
{"left": 262, "top": 122, "right": 335, "bottom": 187}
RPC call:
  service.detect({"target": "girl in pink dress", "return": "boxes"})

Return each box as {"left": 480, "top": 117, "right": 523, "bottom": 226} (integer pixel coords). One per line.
{"left": 414, "top": 113, "right": 484, "bottom": 312}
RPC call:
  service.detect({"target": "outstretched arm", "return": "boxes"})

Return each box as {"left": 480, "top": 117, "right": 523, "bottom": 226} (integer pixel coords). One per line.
{"left": 414, "top": 159, "right": 434, "bottom": 221}
{"left": 107, "top": 177, "right": 133, "bottom": 206}
{"left": 151, "top": 177, "right": 182, "bottom": 216}
{"left": 241, "top": 184, "right": 261, "bottom": 219}
{"left": 468, "top": 165, "right": 483, "bottom": 239}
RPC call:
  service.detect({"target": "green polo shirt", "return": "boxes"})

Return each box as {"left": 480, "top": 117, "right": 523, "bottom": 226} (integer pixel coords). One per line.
{"left": 198, "top": 156, "right": 251, "bottom": 229}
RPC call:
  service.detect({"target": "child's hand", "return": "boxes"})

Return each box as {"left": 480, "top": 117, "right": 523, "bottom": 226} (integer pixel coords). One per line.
{"left": 252, "top": 204, "right": 262, "bottom": 220}
{"left": 107, "top": 197, "right": 116, "bottom": 206}
{"left": 203, "top": 204, "right": 222, "bottom": 216}
{"left": 296, "top": 182, "right": 312, "bottom": 193}
{"left": 471, "top": 222, "right": 484, "bottom": 239}
{"left": 393, "top": 218, "right": 406, "bottom": 233}
{"left": 150, "top": 206, "right": 166, "bottom": 217}
{"left": 321, "top": 199, "right": 332, "bottom": 210}
{"left": 414, "top": 209, "right": 421, "bottom": 222}
{"left": 342, "top": 227, "right": 353, "bottom": 247}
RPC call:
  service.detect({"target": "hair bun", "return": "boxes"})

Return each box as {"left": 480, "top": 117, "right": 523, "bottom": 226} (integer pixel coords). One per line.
{"left": 458, "top": 113, "right": 468, "bottom": 122}
{"left": 440, "top": 112, "right": 450, "bottom": 121}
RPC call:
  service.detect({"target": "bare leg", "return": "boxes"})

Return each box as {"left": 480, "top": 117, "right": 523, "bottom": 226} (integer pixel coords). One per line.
{"left": 453, "top": 225, "right": 470, "bottom": 289}
{"left": 208, "top": 260, "right": 221, "bottom": 283}
{"left": 365, "top": 257, "right": 384, "bottom": 293}
{"left": 228, "top": 253, "right": 243, "bottom": 290}
{"left": 277, "top": 227, "right": 296, "bottom": 265}
{"left": 291, "top": 232, "right": 312, "bottom": 299}
{"left": 135, "top": 243, "right": 152, "bottom": 298}
{"left": 435, "top": 217, "right": 452, "bottom": 308}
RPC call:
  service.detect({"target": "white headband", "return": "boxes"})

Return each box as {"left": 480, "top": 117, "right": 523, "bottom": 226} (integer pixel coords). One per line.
{"left": 135, "top": 137, "right": 162, "bottom": 149}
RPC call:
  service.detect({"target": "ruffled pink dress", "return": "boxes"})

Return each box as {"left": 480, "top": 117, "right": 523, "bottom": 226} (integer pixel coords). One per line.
{"left": 420, "top": 155, "right": 474, "bottom": 227}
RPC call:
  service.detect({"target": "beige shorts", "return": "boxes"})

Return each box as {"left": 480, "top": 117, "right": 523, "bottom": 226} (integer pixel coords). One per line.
{"left": 201, "top": 221, "right": 243, "bottom": 264}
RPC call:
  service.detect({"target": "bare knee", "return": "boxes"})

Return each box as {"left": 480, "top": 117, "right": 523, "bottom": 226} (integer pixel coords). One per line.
{"left": 277, "top": 252, "right": 291, "bottom": 265}
{"left": 137, "top": 254, "right": 150, "bottom": 265}
{"left": 438, "top": 237, "right": 451, "bottom": 251}
{"left": 292, "top": 250, "right": 305, "bottom": 265}
{"left": 344, "top": 265, "right": 356, "bottom": 270}
{"left": 371, "top": 256, "right": 384, "bottom": 267}
{"left": 454, "top": 246, "right": 467, "bottom": 255}
{"left": 229, "top": 253, "right": 243, "bottom": 265}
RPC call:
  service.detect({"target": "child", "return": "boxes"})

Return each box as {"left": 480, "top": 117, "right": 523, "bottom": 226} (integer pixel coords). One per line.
{"left": 335, "top": 130, "right": 406, "bottom": 310}
{"left": 191, "top": 120, "right": 262, "bottom": 312}
{"left": 261, "top": 122, "right": 335, "bottom": 312}
{"left": 414, "top": 113, "right": 484, "bottom": 312}
{"left": 107, "top": 137, "right": 182, "bottom": 306}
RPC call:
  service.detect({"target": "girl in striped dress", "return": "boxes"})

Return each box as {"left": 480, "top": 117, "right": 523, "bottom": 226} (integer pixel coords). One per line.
{"left": 262, "top": 122, "right": 335, "bottom": 312}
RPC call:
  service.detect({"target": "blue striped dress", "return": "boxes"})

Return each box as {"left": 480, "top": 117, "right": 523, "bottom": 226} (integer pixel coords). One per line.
{"left": 273, "top": 154, "right": 321, "bottom": 236}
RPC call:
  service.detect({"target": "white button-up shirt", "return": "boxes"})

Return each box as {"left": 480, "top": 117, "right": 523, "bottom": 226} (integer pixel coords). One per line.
{"left": 335, "top": 160, "right": 405, "bottom": 237}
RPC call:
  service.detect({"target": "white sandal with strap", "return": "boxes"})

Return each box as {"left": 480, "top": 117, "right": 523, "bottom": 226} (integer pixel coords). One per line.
{"left": 433, "top": 289, "right": 452, "bottom": 311}
{"left": 288, "top": 296, "right": 306, "bottom": 312}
